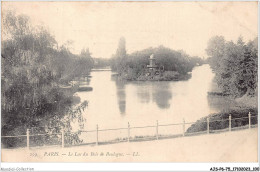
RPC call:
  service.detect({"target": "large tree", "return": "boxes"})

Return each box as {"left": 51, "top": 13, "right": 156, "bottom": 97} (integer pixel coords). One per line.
{"left": 206, "top": 36, "right": 257, "bottom": 97}
{"left": 1, "top": 11, "right": 91, "bottom": 147}
{"left": 111, "top": 37, "right": 127, "bottom": 73}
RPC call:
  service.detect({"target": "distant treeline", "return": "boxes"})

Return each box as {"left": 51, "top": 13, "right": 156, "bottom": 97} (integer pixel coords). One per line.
{"left": 93, "top": 57, "right": 111, "bottom": 68}
{"left": 111, "top": 37, "right": 205, "bottom": 80}
{"left": 1, "top": 11, "right": 93, "bottom": 146}
{"left": 206, "top": 36, "right": 258, "bottom": 98}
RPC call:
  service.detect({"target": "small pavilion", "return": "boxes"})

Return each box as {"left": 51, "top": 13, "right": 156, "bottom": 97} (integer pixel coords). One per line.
{"left": 147, "top": 54, "right": 158, "bottom": 71}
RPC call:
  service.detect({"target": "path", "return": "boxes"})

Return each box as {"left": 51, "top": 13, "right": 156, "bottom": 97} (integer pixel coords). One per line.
{"left": 1, "top": 128, "right": 258, "bottom": 162}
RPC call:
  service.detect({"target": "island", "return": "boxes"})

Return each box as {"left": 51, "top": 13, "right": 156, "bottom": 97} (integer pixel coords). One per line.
{"left": 111, "top": 44, "right": 203, "bottom": 81}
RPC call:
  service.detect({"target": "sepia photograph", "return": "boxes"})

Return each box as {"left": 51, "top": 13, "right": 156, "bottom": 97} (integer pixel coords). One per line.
{"left": 0, "top": 0, "right": 259, "bottom": 169}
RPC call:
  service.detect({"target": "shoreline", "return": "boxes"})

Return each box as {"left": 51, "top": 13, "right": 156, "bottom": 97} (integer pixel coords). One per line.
{"left": 115, "top": 72, "right": 192, "bottom": 81}
{"left": 187, "top": 95, "right": 258, "bottom": 133}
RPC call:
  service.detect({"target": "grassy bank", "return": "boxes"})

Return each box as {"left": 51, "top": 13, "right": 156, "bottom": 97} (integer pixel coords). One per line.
{"left": 186, "top": 107, "right": 258, "bottom": 133}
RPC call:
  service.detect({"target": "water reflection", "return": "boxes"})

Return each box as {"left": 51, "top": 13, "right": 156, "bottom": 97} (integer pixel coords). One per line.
{"left": 112, "top": 75, "right": 127, "bottom": 115}
{"left": 85, "top": 76, "right": 91, "bottom": 85}
{"left": 114, "top": 77, "right": 173, "bottom": 115}
{"left": 135, "top": 82, "right": 172, "bottom": 109}
{"left": 136, "top": 87, "right": 150, "bottom": 104}
{"left": 76, "top": 65, "right": 231, "bottom": 130}
{"left": 207, "top": 95, "right": 239, "bottom": 112}
{"left": 152, "top": 83, "right": 172, "bottom": 109}
{"left": 116, "top": 82, "right": 126, "bottom": 115}
{"left": 207, "top": 78, "right": 239, "bottom": 112}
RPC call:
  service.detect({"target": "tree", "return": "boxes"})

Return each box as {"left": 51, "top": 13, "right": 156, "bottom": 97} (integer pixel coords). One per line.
{"left": 206, "top": 36, "right": 225, "bottom": 72}
{"left": 116, "top": 37, "right": 126, "bottom": 58}
{"left": 111, "top": 37, "right": 127, "bottom": 73}
{"left": 206, "top": 36, "right": 258, "bottom": 97}
{"left": 80, "top": 48, "right": 91, "bottom": 58}
{"left": 1, "top": 11, "right": 91, "bottom": 147}
{"left": 110, "top": 44, "right": 203, "bottom": 80}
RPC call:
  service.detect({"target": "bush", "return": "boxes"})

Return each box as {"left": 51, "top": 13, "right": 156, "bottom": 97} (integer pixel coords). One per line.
{"left": 186, "top": 107, "right": 258, "bottom": 133}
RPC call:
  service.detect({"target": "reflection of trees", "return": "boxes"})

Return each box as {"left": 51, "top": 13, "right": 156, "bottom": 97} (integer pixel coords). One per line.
{"left": 136, "top": 82, "right": 172, "bottom": 109}
{"left": 113, "top": 75, "right": 126, "bottom": 115}
{"left": 207, "top": 94, "right": 239, "bottom": 112}
{"left": 136, "top": 88, "right": 150, "bottom": 104}
{"left": 152, "top": 83, "right": 172, "bottom": 109}
{"left": 85, "top": 76, "right": 91, "bottom": 85}
{"left": 112, "top": 72, "right": 173, "bottom": 113}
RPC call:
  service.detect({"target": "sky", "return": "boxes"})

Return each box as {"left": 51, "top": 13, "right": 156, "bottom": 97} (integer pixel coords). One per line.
{"left": 2, "top": 1, "right": 258, "bottom": 59}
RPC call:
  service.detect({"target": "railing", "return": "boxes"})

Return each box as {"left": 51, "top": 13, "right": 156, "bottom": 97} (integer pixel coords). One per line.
{"left": 1, "top": 112, "right": 258, "bottom": 149}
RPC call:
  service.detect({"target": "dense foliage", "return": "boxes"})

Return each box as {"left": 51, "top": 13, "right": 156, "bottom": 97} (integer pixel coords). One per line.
{"left": 1, "top": 11, "right": 93, "bottom": 147}
{"left": 206, "top": 36, "right": 258, "bottom": 97}
{"left": 111, "top": 37, "right": 127, "bottom": 73}
{"left": 186, "top": 107, "right": 258, "bottom": 133}
{"left": 111, "top": 38, "right": 204, "bottom": 80}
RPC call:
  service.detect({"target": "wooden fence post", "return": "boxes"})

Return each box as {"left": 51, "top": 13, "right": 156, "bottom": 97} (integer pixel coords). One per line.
{"left": 183, "top": 119, "right": 185, "bottom": 137}
{"left": 96, "top": 124, "right": 99, "bottom": 146}
{"left": 207, "top": 117, "right": 209, "bottom": 134}
{"left": 248, "top": 112, "right": 251, "bottom": 129}
{"left": 229, "top": 115, "right": 231, "bottom": 132}
{"left": 26, "top": 129, "right": 30, "bottom": 149}
{"left": 61, "top": 129, "right": 65, "bottom": 148}
{"left": 128, "top": 122, "right": 130, "bottom": 142}
{"left": 156, "top": 120, "right": 159, "bottom": 140}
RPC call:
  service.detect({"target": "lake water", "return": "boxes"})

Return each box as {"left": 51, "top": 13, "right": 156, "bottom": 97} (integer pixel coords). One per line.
{"left": 74, "top": 64, "right": 230, "bottom": 142}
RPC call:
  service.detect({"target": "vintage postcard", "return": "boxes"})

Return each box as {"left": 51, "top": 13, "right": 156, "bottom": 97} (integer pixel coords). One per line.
{"left": 1, "top": 1, "right": 258, "bottom": 166}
